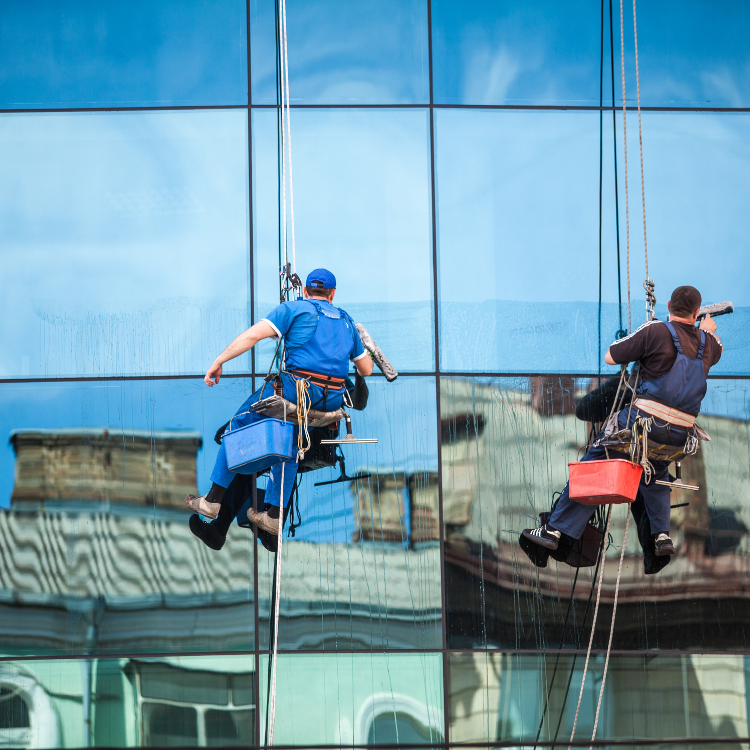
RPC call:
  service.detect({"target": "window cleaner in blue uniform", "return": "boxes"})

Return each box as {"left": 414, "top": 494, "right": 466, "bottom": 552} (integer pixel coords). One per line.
{"left": 185, "top": 268, "right": 373, "bottom": 537}
{"left": 521, "top": 286, "right": 723, "bottom": 564}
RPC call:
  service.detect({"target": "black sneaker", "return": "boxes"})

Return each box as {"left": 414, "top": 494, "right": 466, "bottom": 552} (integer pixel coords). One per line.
{"left": 654, "top": 533, "right": 676, "bottom": 557}
{"left": 519, "top": 533, "right": 550, "bottom": 568}
{"left": 189, "top": 513, "right": 226, "bottom": 551}
{"left": 522, "top": 524, "right": 561, "bottom": 550}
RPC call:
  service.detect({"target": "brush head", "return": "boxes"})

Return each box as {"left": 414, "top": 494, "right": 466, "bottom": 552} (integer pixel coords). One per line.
{"left": 697, "top": 301, "right": 734, "bottom": 320}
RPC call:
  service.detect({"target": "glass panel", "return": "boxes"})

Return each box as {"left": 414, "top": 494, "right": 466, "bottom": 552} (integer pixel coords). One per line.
{"left": 250, "top": 0, "right": 429, "bottom": 104}
{"left": 252, "top": 108, "right": 434, "bottom": 373}
{"left": 616, "top": 111, "right": 750, "bottom": 375}
{"left": 436, "top": 109, "right": 625, "bottom": 374}
{"left": 611, "top": 0, "right": 750, "bottom": 108}
{"left": 0, "top": 379, "right": 255, "bottom": 656}
{"left": 435, "top": 108, "right": 750, "bottom": 374}
{"left": 0, "top": 110, "right": 250, "bottom": 379}
{"left": 259, "top": 653, "right": 443, "bottom": 745}
{"left": 443, "top": 377, "right": 750, "bottom": 651}
{"left": 431, "top": 0, "right": 601, "bottom": 106}
{"left": 257, "top": 377, "right": 441, "bottom": 650}
{"left": 450, "top": 651, "right": 750, "bottom": 745}
{"left": 0, "top": 0, "right": 247, "bottom": 108}
{"left": 0, "top": 655, "right": 255, "bottom": 748}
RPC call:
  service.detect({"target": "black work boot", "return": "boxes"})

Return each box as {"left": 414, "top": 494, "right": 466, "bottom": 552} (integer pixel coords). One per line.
{"left": 519, "top": 533, "right": 550, "bottom": 568}
{"left": 654, "top": 533, "right": 677, "bottom": 557}
{"left": 522, "top": 524, "right": 561, "bottom": 550}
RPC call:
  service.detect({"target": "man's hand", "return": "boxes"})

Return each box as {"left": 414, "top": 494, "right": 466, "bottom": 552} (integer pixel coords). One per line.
{"left": 205, "top": 362, "right": 223, "bottom": 387}
{"left": 699, "top": 313, "right": 717, "bottom": 334}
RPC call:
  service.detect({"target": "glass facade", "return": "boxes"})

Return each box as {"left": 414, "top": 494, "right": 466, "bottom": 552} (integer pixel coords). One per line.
{"left": 1, "top": 1, "right": 748, "bottom": 748}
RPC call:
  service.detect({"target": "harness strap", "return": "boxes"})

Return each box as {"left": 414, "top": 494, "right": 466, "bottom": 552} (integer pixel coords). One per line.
{"left": 290, "top": 369, "right": 346, "bottom": 391}
{"left": 664, "top": 320, "right": 683, "bottom": 354}
{"left": 633, "top": 398, "right": 696, "bottom": 427}
{"left": 697, "top": 329, "right": 706, "bottom": 361}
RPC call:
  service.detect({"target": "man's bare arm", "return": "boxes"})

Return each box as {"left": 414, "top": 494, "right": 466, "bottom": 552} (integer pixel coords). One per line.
{"left": 354, "top": 353, "right": 374, "bottom": 377}
{"left": 205, "top": 320, "right": 276, "bottom": 386}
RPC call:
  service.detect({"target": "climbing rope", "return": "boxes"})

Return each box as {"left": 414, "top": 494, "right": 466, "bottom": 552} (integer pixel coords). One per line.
{"left": 267, "top": 0, "right": 297, "bottom": 741}
{"left": 589, "top": 510, "right": 630, "bottom": 747}
{"left": 267, "top": 460, "right": 285, "bottom": 746}
{"left": 567, "top": 504, "right": 612, "bottom": 749}
{"left": 619, "top": 0, "right": 631, "bottom": 333}
{"left": 568, "top": 5, "right": 648, "bottom": 743}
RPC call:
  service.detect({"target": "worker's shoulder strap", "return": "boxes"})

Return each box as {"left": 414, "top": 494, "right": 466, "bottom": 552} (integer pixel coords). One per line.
{"left": 306, "top": 299, "right": 341, "bottom": 320}
{"left": 664, "top": 320, "right": 705, "bottom": 360}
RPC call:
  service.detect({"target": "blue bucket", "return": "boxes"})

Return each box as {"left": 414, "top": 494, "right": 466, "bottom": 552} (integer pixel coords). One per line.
{"left": 223, "top": 417, "right": 295, "bottom": 475}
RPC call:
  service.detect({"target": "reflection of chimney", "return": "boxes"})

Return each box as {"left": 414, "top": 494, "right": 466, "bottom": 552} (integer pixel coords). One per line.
{"left": 408, "top": 473, "right": 439, "bottom": 543}
{"left": 529, "top": 376, "right": 576, "bottom": 417}
{"left": 10, "top": 429, "right": 202, "bottom": 510}
{"left": 352, "top": 473, "right": 407, "bottom": 543}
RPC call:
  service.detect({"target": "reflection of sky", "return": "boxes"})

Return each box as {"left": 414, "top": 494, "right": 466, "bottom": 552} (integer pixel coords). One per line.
{"left": 0, "top": 0, "right": 247, "bottom": 108}
{"left": 435, "top": 109, "right": 750, "bottom": 372}
{"left": 259, "top": 377, "right": 438, "bottom": 544}
{"left": 0, "top": 376, "right": 437, "bottom": 547}
{"left": 432, "top": 0, "right": 750, "bottom": 107}
{"left": 0, "top": 110, "right": 250, "bottom": 378}
{"left": 250, "top": 0, "right": 429, "bottom": 104}
{"left": 252, "top": 108, "right": 435, "bottom": 372}
{"left": 0, "top": 378, "right": 252, "bottom": 509}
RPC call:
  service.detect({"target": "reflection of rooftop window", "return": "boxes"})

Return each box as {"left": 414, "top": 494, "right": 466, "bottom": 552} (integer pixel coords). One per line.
{"left": 134, "top": 663, "right": 254, "bottom": 747}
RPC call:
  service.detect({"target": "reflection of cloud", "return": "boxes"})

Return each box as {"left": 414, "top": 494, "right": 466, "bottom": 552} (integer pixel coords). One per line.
{"left": 106, "top": 187, "right": 206, "bottom": 217}
{"left": 700, "top": 66, "right": 748, "bottom": 108}
{"left": 462, "top": 46, "right": 520, "bottom": 105}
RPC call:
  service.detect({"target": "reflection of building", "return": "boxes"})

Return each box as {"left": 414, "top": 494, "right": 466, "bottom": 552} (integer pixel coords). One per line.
{"left": 11, "top": 429, "right": 202, "bottom": 509}
{"left": 0, "top": 428, "right": 441, "bottom": 746}
{"left": 440, "top": 377, "right": 750, "bottom": 649}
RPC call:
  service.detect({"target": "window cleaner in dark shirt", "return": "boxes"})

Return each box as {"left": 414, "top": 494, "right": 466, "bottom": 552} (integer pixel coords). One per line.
{"left": 186, "top": 268, "right": 373, "bottom": 542}
{"left": 521, "top": 285, "right": 722, "bottom": 563}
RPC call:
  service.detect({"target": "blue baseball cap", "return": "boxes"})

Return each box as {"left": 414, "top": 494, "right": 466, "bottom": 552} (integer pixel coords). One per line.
{"left": 306, "top": 268, "right": 336, "bottom": 289}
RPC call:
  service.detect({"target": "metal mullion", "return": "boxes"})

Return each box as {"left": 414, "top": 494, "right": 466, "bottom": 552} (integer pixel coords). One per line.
{"left": 425, "top": 0, "right": 450, "bottom": 744}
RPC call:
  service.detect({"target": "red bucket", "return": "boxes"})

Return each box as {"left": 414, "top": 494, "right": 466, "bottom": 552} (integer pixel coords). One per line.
{"left": 568, "top": 459, "right": 642, "bottom": 506}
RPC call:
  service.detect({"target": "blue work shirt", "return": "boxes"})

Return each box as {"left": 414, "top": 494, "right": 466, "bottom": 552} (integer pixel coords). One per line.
{"left": 262, "top": 299, "right": 367, "bottom": 376}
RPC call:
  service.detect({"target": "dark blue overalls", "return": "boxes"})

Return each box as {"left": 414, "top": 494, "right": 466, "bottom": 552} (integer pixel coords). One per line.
{"left": 209, "top": 300, "right": 360, "bottom": 507}
{"left": 549, "top": 322, "right": 707, "bottom": 539}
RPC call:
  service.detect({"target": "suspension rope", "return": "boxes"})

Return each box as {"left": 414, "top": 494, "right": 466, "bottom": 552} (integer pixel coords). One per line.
{"left": 597, "top": 0, "right": 604, "bottom": 377}
{"left": 590, "top": 510, "right": 630, "bottom": 747}
{"left": 619, "top": 0, "right": 631, "bottom": 333}
{"left": 280, "top": 0, "right": 296, "bottom": 275}
{"left": 608, "top": 0, "right": 625, "bottom": 338}
{"left": 267, "top": 461, "right": 286, "bottom": 745}
{"left": 567, "top": 504, "right": 613, "bottom": 749}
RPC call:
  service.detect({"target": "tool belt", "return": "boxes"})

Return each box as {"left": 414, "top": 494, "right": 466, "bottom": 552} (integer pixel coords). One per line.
{"left": 290, "top": 369, "right": 346, "bottom": 391}
{"left": 632, "top": 398, "right": 696, "bottom": 428}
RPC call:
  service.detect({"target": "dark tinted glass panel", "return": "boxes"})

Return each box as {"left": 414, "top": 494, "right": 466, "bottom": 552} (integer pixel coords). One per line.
{"left": 140, "top": 664, "right": 229, "bottom": 705}
{"left": 257, "top": 377, "right": 440, "bottom": 650}
{"left": 450, "top": 652, "right": 750, "bottom": 744}
{"left": 0, "top": 0, "right": 247, "bottom": 108}
{"left": 252, "top": 108, "right": 434, "bottom": 373}
{"left": 0, "top": 110, "right": 250, "bottom": 378}
{"left": 443, "top": 376, "right": 750, "bottom": 651}
{"left": 250, "top": 0, "right": 428, "bottom": 104}
{"left": 0, "top": 379, "right": 254, "bottom": 656}
{"left": 204, "top": 709, "right": 254, "bottom": 746}
{"left": 142, "top": 704, "right": 198, "bottom": 746}
{"left": 259, "top": 653, "right": 443, "bottom": 745}
{"left": 611, "top": 0, "right": 750, "bottom": 108}
{"left": 431, "top": 0, "right": 600, "bottom": 105}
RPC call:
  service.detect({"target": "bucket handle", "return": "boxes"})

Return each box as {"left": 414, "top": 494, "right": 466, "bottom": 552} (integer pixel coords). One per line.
{"left": 225, "top": 399, "right": 288, "bottom": 436}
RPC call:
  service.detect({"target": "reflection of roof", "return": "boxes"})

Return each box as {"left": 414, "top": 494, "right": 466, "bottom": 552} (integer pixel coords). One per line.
{"left": 10, "top": 428, "right": 202, "bottom": 443}
{"left": 0, "top": 504, "right": 440, "bottom": 652}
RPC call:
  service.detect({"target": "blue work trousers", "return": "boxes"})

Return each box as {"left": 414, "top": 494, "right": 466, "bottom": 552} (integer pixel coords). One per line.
{"left": 210, "top": 373, "right": 345, "bottom": 508}
{"left": 548, "top": 408, "right": 689, "bottom": 539}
